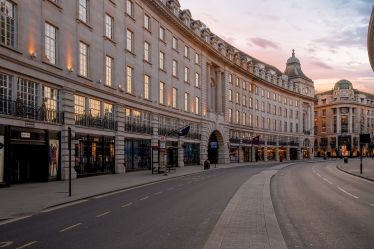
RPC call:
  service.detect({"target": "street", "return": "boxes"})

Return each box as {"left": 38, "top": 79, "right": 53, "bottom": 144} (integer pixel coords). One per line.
{"left": 0, "top": 163, "right": 276, "bottom": 249}
{"left": 271, "top": 161, "right": 374, "bottom": 248}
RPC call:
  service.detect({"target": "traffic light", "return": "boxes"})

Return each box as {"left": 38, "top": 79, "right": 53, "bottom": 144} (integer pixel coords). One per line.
{"left": 301, "top": 148, "right": 304, "bottom": 153}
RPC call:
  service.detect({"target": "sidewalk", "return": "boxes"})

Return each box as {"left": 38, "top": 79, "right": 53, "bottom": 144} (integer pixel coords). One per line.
{"left": 337, "top": 157, "right": 374, "bottom": 181}
{"left": 0, "top": 161, "right": 274, "bottom": 221}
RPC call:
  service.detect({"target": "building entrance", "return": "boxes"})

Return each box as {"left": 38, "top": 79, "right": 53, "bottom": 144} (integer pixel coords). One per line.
{"left": 10, "top": 144, "right": 47, "bottom": 183}
{"left": 208, "top": 133, "right": 218, "bottom": 164}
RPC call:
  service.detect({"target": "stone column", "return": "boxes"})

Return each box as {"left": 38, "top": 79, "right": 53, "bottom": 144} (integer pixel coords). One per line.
{"left": 275, "top": 136, "right": 279, "bottom": 161}
{"left": 264, "top": 137, "right": 268, "bottom": 162}
{"left": 207, "top": 63, "right": 211, "bottom": 111}
{"left": 251, "top": 146, "right": 256, "bottom": 162}
{"left": 151, "top": 114, "right": 160, "bottom": 167}
{"left": 60, "top": 87, "right": 77, "bottom": 180}
{"left": 349, "top": 107, "right": 352, "bottom": 133}
{"left": 178, "top": 137, "right": 185, "bottom": 167}
{"left": 115, "top": 105, "right": 125, "bottom": 173}
{"left": 286, "top": 146, "right": 290, "bottom": 161}
{"left": 216, "top": 69, "right": 222, "bottom": 114}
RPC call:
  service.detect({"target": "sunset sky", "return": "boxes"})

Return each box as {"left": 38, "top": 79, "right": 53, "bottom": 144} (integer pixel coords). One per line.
{"left": 182, "top": 0, "right": 374, "bottom": 94}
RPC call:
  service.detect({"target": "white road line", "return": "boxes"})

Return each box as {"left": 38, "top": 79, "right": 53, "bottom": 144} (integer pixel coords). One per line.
{"left": 316, "top": 173, "right": 321, "bottom": 177}
{"left": 60, "top": 223, "right": 82, "bottom": 232}
{"left": 167, "top": 188, "right": 173, "bottom": 190}
{"left": 323, "top": 178, "right": 333, "bottom": 184}
{"left": 338, "top": 187, "right": 359, "bottom": 199}
{"left": 96, "top": 211, "right": 111, "bottom": 217}
{"left": 121, "top": 203, "right": 132, "bottom": 207}
{"left": 140, "top": 197, "right": 149, "bottom": 200}
{"left": 155, "top": 191, "right": 163, "bottom": 195}
{"left": 15, "top": 241, "right": 38, "bottom": 249}
{"left": 42, "top": 200, "right": 88, "bottom": 213}
{"left": 0, "top": 216, "right": 31, "bottom": 226}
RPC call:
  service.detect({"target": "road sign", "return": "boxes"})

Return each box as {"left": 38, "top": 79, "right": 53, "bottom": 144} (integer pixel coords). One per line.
{"left": 160, "top": 142, "right": 166, "bottom": 149}
{"left": 160, "top": 136, "right": 166, "bottom": 142}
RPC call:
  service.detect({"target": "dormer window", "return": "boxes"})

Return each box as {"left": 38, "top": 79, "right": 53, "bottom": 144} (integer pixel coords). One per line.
{"left": 184, "top": 19, "right": 189, "bottom": 26}
{"left": 205, "top": 36, "right": 209, "bottom": 42}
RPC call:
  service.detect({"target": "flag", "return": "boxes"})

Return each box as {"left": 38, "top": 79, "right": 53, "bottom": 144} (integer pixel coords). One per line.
{"left": 177, "top": 126, "right": 190, "bottom": 136}
{"left": 252, "top": 135, "right": 260, "bottom": 145}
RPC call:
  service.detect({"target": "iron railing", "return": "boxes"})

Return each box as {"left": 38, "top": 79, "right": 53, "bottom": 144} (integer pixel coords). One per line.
{"left": 158, "top": 127, "right": 178, "bottom": 137}
{"left": 267, "top": 141, "right": 277, "bottom": 145}
{"left": 229, "top": 137, "right": 240, "bottom": 143}
{"left": 185, "top": 132, "right": 201, "bottom": 140}
{"left": 75, "top": 114, "right": 117, "bottom": 131}
{"left": 124, "top": 122, "right": 153, "bottom": 135}
{"left": 259, "top": 140, "right": 265, "bottom": 145}
{"left": 303, "top": 130, "right": 311, "bottom": 135}
{"left": 279, "top": 142, "right": 288, "bottom": 146}
{"left": 319, "top": 142, "right": 328, "bottom": 146}
{"left": 0, "top": 98, "right": 64, "bottom": 124}
{"left": 242, "top": 139, "right": 252, "bottom": 144}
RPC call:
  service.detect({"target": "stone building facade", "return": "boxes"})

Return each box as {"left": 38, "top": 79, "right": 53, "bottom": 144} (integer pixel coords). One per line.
{"left": 314, "top": 80, "right": 374, "bottom": 157}
{"left": 0, "top": 0, "right": 314, "bottom": 187}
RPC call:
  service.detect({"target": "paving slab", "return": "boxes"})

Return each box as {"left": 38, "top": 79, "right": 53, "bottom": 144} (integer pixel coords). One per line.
{"left": 336, "top": 157, "right": 374, "bottom": 181}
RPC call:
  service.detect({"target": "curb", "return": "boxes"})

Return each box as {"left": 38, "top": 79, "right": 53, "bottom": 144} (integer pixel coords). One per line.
{"left": 336, "top": 165, "right": 374, "bottom": 183}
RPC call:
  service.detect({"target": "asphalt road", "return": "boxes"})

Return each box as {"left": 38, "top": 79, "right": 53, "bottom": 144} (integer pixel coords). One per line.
{"left": 271, "top": 161, "right": 374, "bottom": 249}
{"left": 0, "top": 163, "right": 277, "bottom": 249}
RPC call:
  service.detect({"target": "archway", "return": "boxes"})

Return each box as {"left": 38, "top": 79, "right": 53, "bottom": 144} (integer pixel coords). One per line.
{"left": 207, "top": 130, "right": 224, "bottom": 164}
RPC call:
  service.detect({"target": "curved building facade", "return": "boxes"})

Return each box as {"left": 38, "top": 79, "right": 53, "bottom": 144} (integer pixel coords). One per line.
{"left": 0, "top": 0, "right": 314, "bottom": 187}
{"left": 314, "top": 80, "right": 374, "bottom": 157}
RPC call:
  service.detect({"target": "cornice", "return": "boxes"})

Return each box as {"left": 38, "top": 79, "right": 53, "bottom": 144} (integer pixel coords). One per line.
{"left": 146, "top": 0, "right": 314, "bottom": 102}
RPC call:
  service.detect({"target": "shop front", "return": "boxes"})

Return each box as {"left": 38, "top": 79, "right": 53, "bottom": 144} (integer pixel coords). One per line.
{"left": 124, "top": 138, "right": 151, "bottom": 171}
{"left": 303, "top": 148, "right": 310, "bottom": 158}
{"left": 278, "top": 148, "right": 287, "bottom": 160}
{"left": 75, "top": 134, "right": 115, "bottom": 177}
{"left": 183, "top": 143, "right": 200, "bottom": 165}
{"left": 229, "top": 146, "right": 239, "bottom": 163}
{"left": 242, "top": 147, "right": 251, "bottom": 162}
{"left": 290, "top": 148, "right": 298, "bottom": 160}
{"left": 266, "top": 147, "right": 276, "bottom": 161}
{"left": 1, "top": 125, "right": 58, "bottom": 187}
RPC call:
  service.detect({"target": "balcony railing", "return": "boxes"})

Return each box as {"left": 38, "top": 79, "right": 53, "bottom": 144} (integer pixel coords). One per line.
{"left": 125, "top": 122, "right": 152, "bottom": 135}
{"left": 0, "top": 98, "right": 64, "bottom": 124}
{"left": 259, "top": 140, "right": 265, "bottom": 145}
{"left": 267, "top": 141, "right": 277, "bottom": 145}
{"left": 319, "top": 143, "right": 328, "bottom": 146}
{"left": 158, "top": 127, "right": 178, "bottom": 137}
{"left": 75, "top": 114, "right": 117, "bottom": 131}
{"left": 242, "top": 139, "right": 252, "bottom": 144}
{"left": 185, "top": 132, "right": 201, "bottom": 140}
{"left": 279, "top": 142, "right": 288, "bottom": 146}
{"left": 229, "top": 137, "right": 240, "bottom": 143}
{"left": 303, "top": 130, "right": 310, "bottom": 135}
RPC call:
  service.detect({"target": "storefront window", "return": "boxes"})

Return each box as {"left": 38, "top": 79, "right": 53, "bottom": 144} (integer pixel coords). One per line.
{"left": 124, "top": 138, "right": 151, "bottom": 171}
{"left": 229, "top": 146, "right": 239, "bottom": 162}
{"left": 183, "top": 143, "right": 200, "bottom": 165}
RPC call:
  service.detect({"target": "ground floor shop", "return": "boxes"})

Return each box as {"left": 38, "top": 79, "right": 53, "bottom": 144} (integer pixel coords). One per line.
{"left": 183, "top": 143, "right": 200, "bottom": 165}
{"left": 266, "top": 147, "right": 276, "bottom": 161}
{"left": 124, "top": 138, "right": 151, "bottom": 171}
{"left": 229, "top": 146, "right": 239, "bottom": 163}
{"left": 75, "top": 134, "right": 115, "bottom": 177}
{"left": 242, "top": 147, "right": 251, "bottom": 162}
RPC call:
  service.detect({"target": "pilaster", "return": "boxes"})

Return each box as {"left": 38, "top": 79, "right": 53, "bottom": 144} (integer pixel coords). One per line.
{"left": 115, "top": 105, "right": 125, "bottom": 173}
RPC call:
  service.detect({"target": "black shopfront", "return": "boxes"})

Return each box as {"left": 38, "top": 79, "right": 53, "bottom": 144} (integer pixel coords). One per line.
{"left": 124, "top": 138, "right": 151, "bottom": 171}
{"left": 0, "top": 125, "right": 61, "bottom": 187}
{"left": 75, "top": 134, "right": 115, "bottom": 177}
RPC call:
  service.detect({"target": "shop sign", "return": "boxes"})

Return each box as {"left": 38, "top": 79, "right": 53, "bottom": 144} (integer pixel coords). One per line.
{"left": 160, "top": 142, "right": 166, "bottom": 149}
{"left": 21, "top": 132, "right": 31, "bottom": 139}
{"left": 160, "top": 136, "right": 166, "bottom": 142}
{"left": 25, "top": 122, "right": 35, "bottom": 127}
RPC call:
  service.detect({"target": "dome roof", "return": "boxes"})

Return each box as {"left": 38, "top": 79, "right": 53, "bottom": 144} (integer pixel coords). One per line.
{"left": 334, "top": 79, "right": 353, "bottom": 90}
{"left": 287, "top": 50, "right": 300, "bottom": 64}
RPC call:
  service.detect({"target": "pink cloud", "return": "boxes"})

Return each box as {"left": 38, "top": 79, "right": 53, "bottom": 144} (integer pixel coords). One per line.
{"left": 250, "top": 38, "right": 279, "bottom": 49}
{"left": 312, "top": 61, "right": 333, "bottom": 70}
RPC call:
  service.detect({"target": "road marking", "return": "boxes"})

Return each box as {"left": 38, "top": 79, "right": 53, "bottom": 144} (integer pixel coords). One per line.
{"left": 187, "top": 182, "right": 191, "bottom": 184}
{"left": 178, "top": 185, "right": 183, "bottom": 187}
{"left": 338, "top": 187, "right": 359, "bottom": 199}
{"left": 323, "top": 178, "right": 333, "bottom": 184}
{"left": 0, "top": 241, "right": 13, "bottom": 247}
{"left": 42, "top": 200, "right": 88, "bottom": 213}
{"left": 96, "top": 211, "right": 111, "bottom": 217}
{"left": 167, "top": 188, "right": 173, "bottom": 190}
{"left": 140, "top": 197, "right": 149, "bottom": 201}
{"left": 15, "top": 241, "right": 37, "bottom": 249}
{"left": 0, "top": 216, "right": 31, "bottom": 226}
{"left": 122, "top": 203, "right": 132, "bottom": 208}
{"left": 60, "top": 223, "right": 82, "bottom": 232}
{"left": 155, "top": 191, "right": 163, "bottom": 195}
{"left": 316, "top": 173, "right": 321, "bottom": 177}
{"left": 370, "top": 204, "right": 374, "bottom": 207}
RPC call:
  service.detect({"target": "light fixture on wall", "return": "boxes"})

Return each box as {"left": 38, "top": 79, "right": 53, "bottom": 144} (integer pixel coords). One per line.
{"left": 31, "top": 52, "right": 37, "bottom": 59}
{"left": 98, "top": 79, "right": 102, "bottom": 84}
{"left": 118, "top": 85, "right": 124, "bottom": 92}
{"left": 69, "top": 67, "right": 74, "bottom": 73}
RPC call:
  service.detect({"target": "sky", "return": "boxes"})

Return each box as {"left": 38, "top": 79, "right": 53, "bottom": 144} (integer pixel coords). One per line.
{"left": 181, "top": 0, "right": 374, "bottom": 94}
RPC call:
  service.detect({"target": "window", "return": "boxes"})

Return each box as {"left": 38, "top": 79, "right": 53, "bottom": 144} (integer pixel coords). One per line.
{"left": 0, "top": 0, "right": 15, "bottom": 47}
{"left": 296, "top": 111, "right": 299, "bottom": 119}
{"left": 172, "top": 88, "right": 177, "bottom": 108}
{"left": 284, "top": 122, "right": 287, "bottom": 132}
{"left": 242, "top": 95, "right": 246, "bottom": 106}
{"left": 144, "top": 42, "right": 150, "bottom": 62}
{"left": 290, "top": 122, "right": 293, "bottom": 132}
{"left": 195, "top": 97, "right": 200, "bottom": 114}
{"left": 236, "top": 78, "right": 239, "bottom": 86}
{"left": 273, "top": 93, "right": 276, "bottom": 101}
{"left": 89, "top": 99, "right": 100, "bottom": 117}
{"left": 322, "top": 109, "right": 326, "bottom": 116}
{"left": 273, "top": 105, "right": 276, "bottom": 115}
{"left": 273, "top": 120, "right": 276, "bottom": 131}
{"left": 42, "top": 86, "right": 59, "bottom": 112}
{"left": 159, "top": 26, "right": 165, "bottom": 40}
{"left": 255, "top": 100, "right": 258, "bottom": 110}
{"left": 184, "top": 67, "right": 189, "bottom": 82}
{"left": 249, "top": 84, "right": 252, "bottom": 92}
{"left": 126, "top": 66, "right": 133, "bottom": 93}
{"left": 126, "top": 29, "right": 133, "bottom": 51}
{"left": 295, "top": 100, "right": 298, "bottom": 107}
{"left": 229, "top": 109, "right": 232, "bottom": 122}
{"left": 79, "top": 42, "right": 88, "bottom": 77}
{"left": 229, "top": 90, "right": 232, "bottom": 101}
{"left": 249, "top": 114, "right": 253, "bottom": 126}
{"left": 267, "top": 92, "right": 270, "bottom": 99}
{"left": 249, "top": 97, "right": 252, "bottom": 108}
{"left": 236, "top": 92, "right": 239, "bottom": 104}
{"left": 261, "top": 117, "right": 265, "bottom": 129}
{"left": 236, "top": 111, "right": 239, "bottom": 124}
{"left": 144, "top": 14, "right": 150, "bottom": 29}
{"left": 184, "top": 46, "right": 189, "bottom": 57}
{"left": 279, "top": 107, "right": 282, "bottom": 116}
{"left": 255, "top": 86, "right": 258, "bottom": 94}
{"left": 278, "top": 95, "right": 282, "bottom": 102}
{"left": 261, "top": 102, "right": 264, "bottom": 112}
{"left": 284, "top": 108, "right": 287, "bottom": 117}
{"left": 105, "top": 14, "right": 113, "bottom": 39}
{"left": 159, "top": 82, "right": 164, "bottom": 104}
{"left": 284, "top": 97, "right": 287, "bottom": 104}
{"left": 126, "top": 0, "right": 133, "bottom": 16}
{"left": 78, "top": 0, "right": 88, "bottom": 23}
{"left": 296, "top": 123, "right": 298, "bottom": 133}
{"left": 0, "top": 73, "right": 12, "bottom": 104}
{"left": 159, "top": 51, "right": 165, "bottom": 70}
{"left": 290, "top": 99, "right": 293, "bottom": 106}
{"left": 267, "top": 103, "right": 270, "bottom": 113}
{"left": 74, "top": 95, "right": 86, "bottom": 115}
{"left": 105, "top": 55, "right": 113, "bottom": 86}
{"left": 243, "top": 113, "right": 246, "bottom": 125}
{"left": 172, "top": 37, "right": 178, "bottom": 50}
{"left": 184, "top": 92, "right": 189, "bottom": 111}
{"left": 144, "top": 75, "right": 150, "bottom": 99}
{"left": 195, "top": 53, "right": 200, "bottom": 64}
{"left": 290, "top": 110, "right": 293, "bottom": 118}
{"left": 261, "top": 89, "right": 264, "bottom": 97}
{"left": 243, "top": 81, "right": 246, "bottom": 89}
{"left": 173, "top": 60, "right": 178, "bottom": 77}
{"left": 279, "top": 121, "right": 282, "bottom": 131}
{"left": 229, "top": 74, "right": 232, "bottom": 83}
{"left": 45, "top": 23, "right": 57, "bottom": 64}
{"left": 267, "top": 118, "right": 270, "bottom": 130}
{"left": 195, "top": 73, "right": 200, "bottom": 87}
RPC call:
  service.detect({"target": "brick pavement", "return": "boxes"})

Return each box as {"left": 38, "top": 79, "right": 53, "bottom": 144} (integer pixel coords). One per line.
{"left": 203, "top": 164, "right": 290, "bottom": 249}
